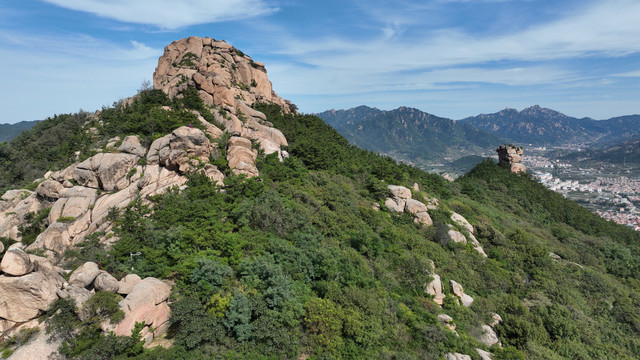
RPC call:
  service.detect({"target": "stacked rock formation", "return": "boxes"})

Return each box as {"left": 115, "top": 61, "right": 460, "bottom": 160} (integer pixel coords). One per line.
{"left": 153, "top": 36, "right": 290, "bottom": 175}
{"left": 496, "top": 144, "right": 526, "bottom": 173}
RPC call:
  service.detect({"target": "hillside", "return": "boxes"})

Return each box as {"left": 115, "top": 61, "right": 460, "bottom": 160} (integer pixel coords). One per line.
{"left": 0, "top": 121, "right": 38, "bottom": 143}
{"left": 561, "top": 136, "right": 640, "bottom": 165}
{"left": 462, "top": 106, "right": 640, "bottom": 147}
{"left": 1, "top": 37, "right": 640, "bottom": 360}
{"left": 318, "top": 106, "right": 502, "bottom": 165}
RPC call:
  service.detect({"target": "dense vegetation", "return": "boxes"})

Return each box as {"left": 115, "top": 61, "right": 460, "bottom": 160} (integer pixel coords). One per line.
{"left": 3, "top": 94, "right": 640, "bottom": 359}
{"left": 0, "top": 120, "right": 38, "bottom": 143}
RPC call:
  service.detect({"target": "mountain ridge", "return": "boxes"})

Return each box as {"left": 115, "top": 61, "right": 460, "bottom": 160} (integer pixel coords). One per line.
{"left": 461, "top": 105, "right": 640, "bottom": 146}
{"left": 318, "top": 105, "right": 502, "bottom": 165}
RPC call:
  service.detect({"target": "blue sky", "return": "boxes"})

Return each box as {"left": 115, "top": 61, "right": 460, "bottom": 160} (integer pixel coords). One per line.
{"left": 1, "top": 0, "right": 640, "bottom": 124}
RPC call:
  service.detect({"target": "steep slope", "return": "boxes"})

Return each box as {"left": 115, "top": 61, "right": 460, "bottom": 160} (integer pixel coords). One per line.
{"left": 1, "top": 37, "right": 639, "bottom": 360}
{"left": 318, "top": 106, "right": 502, "bottom": 164}
{"left": 0, "top": 121, "right": 38, "bottom": 143}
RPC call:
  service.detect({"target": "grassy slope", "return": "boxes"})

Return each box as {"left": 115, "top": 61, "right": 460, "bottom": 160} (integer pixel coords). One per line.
{"left": 4, "top": 99, "right": 640, "bottom": 359}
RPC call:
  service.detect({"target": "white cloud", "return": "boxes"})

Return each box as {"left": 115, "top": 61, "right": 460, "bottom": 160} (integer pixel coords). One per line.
{"left": 276, "top": 0, "right": 640, "bottom": 69}
{"left": 41, "top": 0, "right": 276, "bottom": 29}
{"left": 613, "top": 70, "right": 640, "bottom": 77}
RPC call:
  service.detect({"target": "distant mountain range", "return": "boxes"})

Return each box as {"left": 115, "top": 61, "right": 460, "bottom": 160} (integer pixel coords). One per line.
{"left": 561, "top": 136, "right": 640, "bottom": 165}
{"left": 319, "top": 105, "right": 640, "bottom": 169}
{"left": 0, "top": 120, "right": 38, "bottom": 143}
{"left": 461, "top": 105, "right": 640, "bottom": 147}
{"left": 317, "top": 106, "right": 501, "bottom": 165}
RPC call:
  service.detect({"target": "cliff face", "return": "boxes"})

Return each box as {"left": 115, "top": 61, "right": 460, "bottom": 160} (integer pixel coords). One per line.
{"left": 153, "top": 36, "right": 293, "bottom": 114}
{"left": 153, "top": 36, "right": 289, "bottom": 161}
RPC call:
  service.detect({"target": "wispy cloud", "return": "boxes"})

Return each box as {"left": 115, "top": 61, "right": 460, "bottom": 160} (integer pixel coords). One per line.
{"left": 41, "top": 0, "right": 277, "bottom": 29}
{"left": 613, "top": 70, "right": 640, "bottom": 77}
{"left": 263, "top": 0, "right": 640, "bottom": 115}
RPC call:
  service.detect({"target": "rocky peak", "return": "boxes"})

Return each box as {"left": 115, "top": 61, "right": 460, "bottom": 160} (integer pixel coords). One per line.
{"left": 153, "top": 36, "right": 294, "bottom": 116}
{"left": 496, "top": 144, "right": 526, "bottom": 173}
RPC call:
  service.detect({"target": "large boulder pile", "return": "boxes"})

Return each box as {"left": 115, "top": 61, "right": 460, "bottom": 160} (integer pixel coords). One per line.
{"left": 384, "top": 185, "right": 433, "bottom": 226}
{"left": 0, "top": 130, "right": 226, "bottom": 259}
{"left": 496, "top": 144, "right": 526, "bottom": 173}
{"left": 0, "top": 257, "right": 172, "bottom": 347}
{"left": 0, "top": 250, "right": 64, "bottom": 325}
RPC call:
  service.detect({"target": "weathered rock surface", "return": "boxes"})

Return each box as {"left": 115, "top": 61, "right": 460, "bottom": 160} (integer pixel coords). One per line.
{"left": 153, "top": 36, "right": 292, "bottom": 113}
{"left": 5, "top": 324, "right": 61, "bottom": 360}
{"left": 35, "top": 180, "right": 64, "bottom": 200}
{"left": 385, "top": 197, "right": 406, "bottom": 213}
{"left": 0, "top": 248, "right": 34, "bottom": 276}
{"left": 438, "top": 314, "right": 457, "bottom": 332}
{"left": 425, "top": 274, "right": 445, "bottom": 305}
{"left": 118, "top": 135, "right": 147, "bottom": 157}
{"left": 451, "top": 212, "right": 474, "bottom": 234}
{"left": 94, "top": 271, "right": 120, "bottom": 293}
{"left": 478, "top": 324, "right": 502, "bottom": 347}
{"left": 75, "top": 153, "right": 139, "bottom": 191}
{"left": 69, "top": 261, "right": 100, "bottom": 288}
{"left": 448, "top": 229, "right": 467, "bottom": 244}
{"left": 385, "top": 184, "right": 433, "bottom": 227}
{"left": 388, "top": 185, "right": 412, "bottom": 199}
{"left": 405, "top": 199, "right": 428, "bottom": 214}
{"left": 476, "top": 349, "right": 493, "bottom": 360}
{"left": 0, "top": 270, "right": 64, "bottom": 322}
{"left": 57, "top": 284, "right": 93, "bottom": 313}
{"left": 445, "top": 353, "right": 472, "bottom": 360}
{"left": 148, "top": 127, "right": 213, "bottom": 174}
{"left": 227, "top": 136, "right": 258, "bottom": 177}
{"left": 118, "top": 273, "right": 142, "bottom": 295}
{"left": 414, "top": 211, "right": 433, "bottom": 226}
{"left": 112, "top": 277, "right": 171, "bottom": 340}
{"left": 490, "top": 313, "right": 503, "bottom": 327}
{"left": 450, "top": 280, "right": 474, "bottom": 307}
{"left": 497, "top": 144, "right": 526, "bottom": 173}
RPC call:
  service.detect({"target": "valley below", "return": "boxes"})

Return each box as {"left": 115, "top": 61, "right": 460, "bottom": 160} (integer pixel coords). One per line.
{"left": 525, "top": 147, "right": 640, "bottom": 231}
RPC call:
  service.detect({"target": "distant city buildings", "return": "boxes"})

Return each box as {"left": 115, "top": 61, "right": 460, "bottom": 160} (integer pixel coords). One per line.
{"left": 532, "top": 170, "right": 640, "bottom": 231}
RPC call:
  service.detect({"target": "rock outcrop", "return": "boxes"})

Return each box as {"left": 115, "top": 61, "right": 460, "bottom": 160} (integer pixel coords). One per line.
{"left": 478, "top": 324, "right": 502, "bottom": 347}
{"left": 384, "top": 185, "right": 433, "bottom": 227}
{"left": 450, "top": 280, "right": 474, "bottom": 307}
{"left": 0, "top": 260, "right": 64, "bottom": 322}
{"left": 497, "top": 144, "right": 526, "bottom": 173}
{"left": 447, "top": 212, "right": 487, "bottom": 258}
{"left": 425, "top": 274, "right": 445, "bottom": 305}
{"left": 0, "top": 248, "right": 34, "bottom": 276}
{"left": 152, "top": 36, "right": 290, "bottom": 164}
{"left": 445, "top": 353, "right": 472, "bottom": 360}
{"left": 438, "top": 314, "right": 457, "bottom": 332}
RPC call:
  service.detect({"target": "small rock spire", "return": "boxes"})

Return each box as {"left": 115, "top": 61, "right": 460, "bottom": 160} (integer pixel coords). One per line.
{"left": 496, "top": 144, "right": 526, "bottom": 173}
